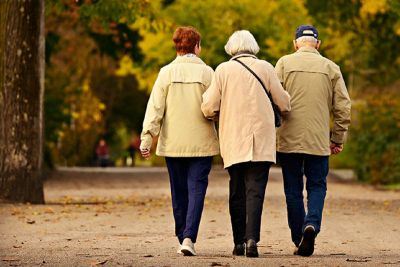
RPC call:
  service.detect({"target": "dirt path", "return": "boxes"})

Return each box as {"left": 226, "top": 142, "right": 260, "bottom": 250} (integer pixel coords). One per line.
{"left": 1, "top": 167, "right": 399, "bottom": 266}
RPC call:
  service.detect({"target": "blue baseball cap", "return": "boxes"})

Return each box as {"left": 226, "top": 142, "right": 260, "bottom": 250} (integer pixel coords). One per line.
{"left": 295, "top": 25, "right": 318, "bottom": 39}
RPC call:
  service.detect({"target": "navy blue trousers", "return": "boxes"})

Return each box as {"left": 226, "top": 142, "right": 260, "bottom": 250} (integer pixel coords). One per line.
{"left": 278, "top": 152, "right": 329, "bottom": 246}
{"left": 165, "top": 157, "right": 212, "bottom": 244}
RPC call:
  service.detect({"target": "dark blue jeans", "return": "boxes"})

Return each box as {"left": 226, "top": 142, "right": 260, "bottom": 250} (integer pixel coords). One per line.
{"left": 165, "top": 157, "right": 212, "bottom": 244}
{"left": 277, "top": 152, "right": 329, "bottom": 246}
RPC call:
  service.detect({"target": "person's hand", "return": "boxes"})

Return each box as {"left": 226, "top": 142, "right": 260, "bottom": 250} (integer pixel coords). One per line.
{"left": 140, "top": 148, "right": 151, "bottom": 159}
{"left": 330, "top": 142, "right": 343, "bottom": 155}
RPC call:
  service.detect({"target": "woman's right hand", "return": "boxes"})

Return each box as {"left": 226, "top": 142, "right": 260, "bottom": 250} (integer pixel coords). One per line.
{"left": 140, "top": 148, "right": 151, "bottom": 159}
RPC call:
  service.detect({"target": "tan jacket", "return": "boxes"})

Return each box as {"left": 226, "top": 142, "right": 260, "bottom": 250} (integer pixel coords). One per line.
{"left": 140, "top": 56, "right": 219, "bottom": 157}
{"left": 275, "top": 46, "right": 351, "bottom": 155}
{"left": 202, "top": 54, "right": 291, "bottom": 168}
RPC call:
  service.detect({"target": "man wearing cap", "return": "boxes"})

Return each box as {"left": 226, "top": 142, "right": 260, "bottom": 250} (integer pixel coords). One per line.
{"left": 275, "top": 25, "right": 351, "bottom": 256}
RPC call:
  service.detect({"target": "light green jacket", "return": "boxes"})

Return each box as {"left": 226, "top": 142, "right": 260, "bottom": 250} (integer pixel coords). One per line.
{"left": 140, "top": 56, "right": 219, "bottom": 157}
{"left": 275, "top": 46, "right": 351, "bottom": 155}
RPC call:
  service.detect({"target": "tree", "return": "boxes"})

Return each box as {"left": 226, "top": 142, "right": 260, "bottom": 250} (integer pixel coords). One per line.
{"left": 0, "top": 0, "right": 45, "bottom": 203}
{"left": 44, "top": 0, "right": 151, "bottom": 166}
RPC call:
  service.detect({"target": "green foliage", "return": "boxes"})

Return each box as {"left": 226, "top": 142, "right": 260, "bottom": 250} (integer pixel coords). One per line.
{"left": 306, "top": 0, "right": 400, "bottom": 86}
{"left": 351, "top": 83, "right": 400, "bottom": 184}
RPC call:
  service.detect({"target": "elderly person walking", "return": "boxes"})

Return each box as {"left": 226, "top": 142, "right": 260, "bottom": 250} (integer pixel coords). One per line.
{"left": 202, "top": 30, "right": 291, "bottom": 257}
{"left": 275, "top": 25, "right": 351, "bottom": 256}
{"left": 140, "top": 26, "right": 219, "bottom": 256}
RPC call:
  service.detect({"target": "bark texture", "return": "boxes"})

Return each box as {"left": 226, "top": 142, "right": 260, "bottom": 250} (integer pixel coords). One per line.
{"left": 0, "top": 0, "right": 45, "bottom": 203}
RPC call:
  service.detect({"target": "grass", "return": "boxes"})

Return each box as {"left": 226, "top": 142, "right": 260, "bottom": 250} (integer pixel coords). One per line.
{"left": 382, "top": 183, "right": 400, "bottom": 190}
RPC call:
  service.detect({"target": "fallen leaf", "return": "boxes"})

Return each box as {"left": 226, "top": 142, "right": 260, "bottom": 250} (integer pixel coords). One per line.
{"left": 90, "top": 260, "right": 108, "bottom": 266}
{"left": 44, "top": 207, "right": 55, "bottom": 214}
{"left": 26, "top": 219, "right": 35, "bottom": 224}
{"left": 12, "top": 245, "right": 22, "bottom": 249}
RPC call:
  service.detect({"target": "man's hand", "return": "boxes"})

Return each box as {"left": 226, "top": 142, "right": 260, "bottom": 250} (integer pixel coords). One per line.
{"left": 330, "top": 142, "right": 343, "bottom": 155}
{"left": 140, "top": 148, "right": 151, "bottom": 159}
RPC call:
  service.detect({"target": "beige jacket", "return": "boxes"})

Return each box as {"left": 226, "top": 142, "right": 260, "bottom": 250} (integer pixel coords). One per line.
{"left": 275, "top": 46, "right": 351, "bottom": 155}
{"left": 140, "top": 56, "right": 219, "bottom": 157}
{"left": 202, "top": 54, "right": 291, "bottom": 168}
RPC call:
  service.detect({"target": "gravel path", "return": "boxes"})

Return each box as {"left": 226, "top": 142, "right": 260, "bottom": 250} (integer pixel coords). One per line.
{"left": 0, "top": 167, "right": 399, "bottom": 266}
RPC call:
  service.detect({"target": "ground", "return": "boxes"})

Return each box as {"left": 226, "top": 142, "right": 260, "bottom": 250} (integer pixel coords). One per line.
{"left": 1, "top": 167, "right": 400, "bottom": 267}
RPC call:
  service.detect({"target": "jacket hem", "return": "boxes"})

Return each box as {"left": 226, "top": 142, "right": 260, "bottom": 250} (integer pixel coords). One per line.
{"left": 156, "top": 151, "right": 220, "bottom": 157}
{"left": 277, "top": 148, "right": 330, "bottom": 156}
{"left": 223, "top": 157, "right": 276, "bottom": 169}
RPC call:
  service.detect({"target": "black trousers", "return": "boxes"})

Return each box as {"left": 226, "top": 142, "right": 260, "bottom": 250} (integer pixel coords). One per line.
{"left": 227, "top": 161, "right": 271, "bottom": 244}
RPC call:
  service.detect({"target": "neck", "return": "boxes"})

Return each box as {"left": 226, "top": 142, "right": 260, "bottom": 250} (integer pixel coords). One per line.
{"left": 298, "top": 43, "right": 318, "bottom": 50}
{"left": 177, "top": 52, "right": 197, "bottom": 56}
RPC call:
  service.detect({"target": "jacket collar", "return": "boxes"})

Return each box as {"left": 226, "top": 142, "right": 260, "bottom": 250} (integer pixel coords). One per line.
{"left": 172, "top": 55, "right": 206, "bottom": 65}
{"left": 296, "top": 46, "right": 320, "bottom": 55}
{"left": 230, "top": 53, "right": 257, "bottom": 61}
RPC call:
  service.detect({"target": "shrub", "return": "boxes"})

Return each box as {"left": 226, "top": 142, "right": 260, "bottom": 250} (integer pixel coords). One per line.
{"left": 351, "top": 82, "right": 400, "bottom": 184}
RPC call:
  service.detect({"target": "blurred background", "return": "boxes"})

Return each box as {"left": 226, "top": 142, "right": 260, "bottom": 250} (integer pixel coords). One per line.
{"left": 44, "top": 0, "right": 400, "bottom": 186}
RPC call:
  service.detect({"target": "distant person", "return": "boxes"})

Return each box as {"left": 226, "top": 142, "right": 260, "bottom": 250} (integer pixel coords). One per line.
{"left": 275, "top": 25, "right": 351, "bottom": 256}
{"left": 126, "top": 135, "right": 140, "bottom": 167}
{"left": 201, "top": 30, "right": 291, "bottom": 257}
{"left": 140, "top": 26, "right": 219, "bottom": 256}
{"left": 96, "top": 139, "right": 109, "bottom": 167}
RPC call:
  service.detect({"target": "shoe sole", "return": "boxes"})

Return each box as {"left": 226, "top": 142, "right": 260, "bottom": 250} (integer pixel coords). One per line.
{"left": 246, "top": 253, "right": 259, "bottom": 258}
{"left": 232, "top": 247, "right": 245, "bottom": 256}
{"left": 297, "top": 227, "right": 316, "bottom": 257}
{"left": 233, "top": 252, "right": 245, "bottom": 256}
{"left": 246, "top": 248, "right": 259, "bottom": 258}
{"left": 181, "top": 248, "right": 196, "bottom": 256}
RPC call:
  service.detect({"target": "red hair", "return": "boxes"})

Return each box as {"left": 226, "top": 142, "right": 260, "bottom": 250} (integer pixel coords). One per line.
{"left": 173, "top": 26, "right": 201, "bottom": 54}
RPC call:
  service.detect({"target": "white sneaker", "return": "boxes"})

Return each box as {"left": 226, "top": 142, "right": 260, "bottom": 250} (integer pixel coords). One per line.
{"left": 180, "top": 238, "right": 196, "bottom": 256}
{"left": 177, "top": 244, "right": 182, "bottom": 254}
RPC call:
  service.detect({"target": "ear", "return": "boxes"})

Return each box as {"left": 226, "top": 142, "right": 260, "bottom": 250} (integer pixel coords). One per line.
{"left": 316, "top": 40, "right": 321, "bottom": 50}
{"left": 293, "top": 40, "right": 298, "bottom": 51}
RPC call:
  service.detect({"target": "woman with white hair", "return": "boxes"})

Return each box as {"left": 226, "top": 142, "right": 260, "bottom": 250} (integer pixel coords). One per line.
{"left": 202, "top": 30, "right": 291, "bottom": 257}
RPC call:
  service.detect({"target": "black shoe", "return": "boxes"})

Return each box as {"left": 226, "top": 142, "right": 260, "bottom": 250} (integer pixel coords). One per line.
{"left": 297, "top": 225, "right": 316, "bottom": 257}
{"left": 245, "top": 239, "right": 258, "bottom": 258}
{"left": 232, "top": 243, "right": 245, "bottom": 256}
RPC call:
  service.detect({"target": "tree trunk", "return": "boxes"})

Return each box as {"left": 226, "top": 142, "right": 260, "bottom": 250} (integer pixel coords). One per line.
{"left": 0, "top": 0, "right": 45, "bottom": 203}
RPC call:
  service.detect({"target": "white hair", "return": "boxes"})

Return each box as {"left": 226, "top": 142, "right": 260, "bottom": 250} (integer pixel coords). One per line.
{"left": 296, "top": 36, "right": 318, "bottom": 44}
{"left": 224, "top": 30, "right": 260, "bottom": 56}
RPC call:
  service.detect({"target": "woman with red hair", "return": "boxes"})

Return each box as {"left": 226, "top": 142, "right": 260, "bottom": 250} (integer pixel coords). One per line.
{"left": 140, "top": 26, "right": 219, "bottom": 256}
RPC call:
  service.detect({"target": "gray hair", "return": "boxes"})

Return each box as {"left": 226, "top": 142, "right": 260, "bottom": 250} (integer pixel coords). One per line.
{"left": 295, "top": 36, "right": 318, "bottom": 44}
{"left": 224, "top": 30, "right": 260, "bottom": 56}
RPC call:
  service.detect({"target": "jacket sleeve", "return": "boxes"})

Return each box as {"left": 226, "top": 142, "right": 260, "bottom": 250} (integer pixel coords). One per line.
{"left": 268, "top": 63, "right": 291, "bottom": 113}
{"left": 274, "top": 58, "right": 284, "bottom": 84}
{"left": 140, "top": 69, "right": 167, "bottom": 151}
{"left": 201, "top": 67, "right": 221, "bottom": 120}
{"left": 331, "top": 71, "right": 351, "bottom": 144}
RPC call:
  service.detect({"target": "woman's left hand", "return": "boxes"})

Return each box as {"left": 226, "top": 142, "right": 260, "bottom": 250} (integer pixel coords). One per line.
{"left": 140, "top": 148, "right": 151, "bottom": 159}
